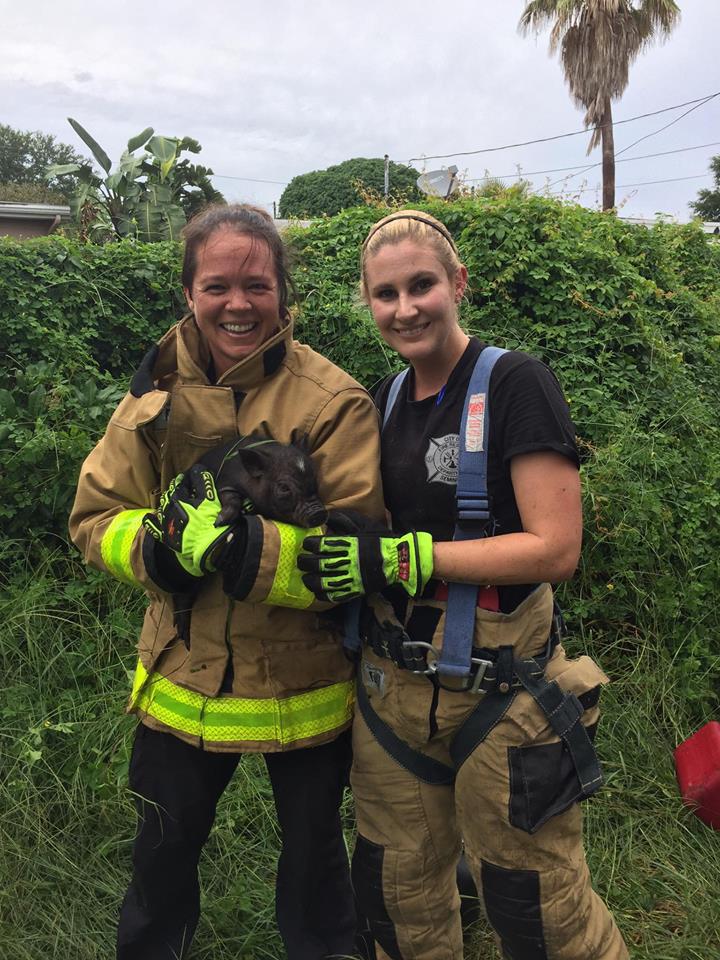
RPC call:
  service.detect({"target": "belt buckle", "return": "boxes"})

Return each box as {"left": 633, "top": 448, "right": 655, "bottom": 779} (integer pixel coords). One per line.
{"left": 435, "top": 656, "right": 493, "bottom": 694}
{"left": 400, "top": 640, "right": 440, "bottom": 675}
{"left": 467, "top": 656, "right": 493, "bottom": 694}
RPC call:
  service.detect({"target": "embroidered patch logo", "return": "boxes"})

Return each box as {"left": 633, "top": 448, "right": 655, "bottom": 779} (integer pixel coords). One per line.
{"left": 424, "top": 434, "right": 459, "bottom": 484}
{"left": 363, "top": 661, "right": 386, "bottom": 698}
{"left": 465, "top": 393, "right": 486, "bottom": 453}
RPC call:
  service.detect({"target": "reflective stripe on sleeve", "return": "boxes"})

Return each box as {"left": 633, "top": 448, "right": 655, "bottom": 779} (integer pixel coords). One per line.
{"left": 100, "top": 509, "right": 147, "bottom": 587}
{"left": 266, "top": 521, "right": 322, "bottom": 609}
{"left": 130, "top": 659, "right": 354, "bottom": 746}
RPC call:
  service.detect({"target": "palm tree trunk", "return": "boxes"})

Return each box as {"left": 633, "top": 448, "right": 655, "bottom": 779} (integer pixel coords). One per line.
{"left": 601, "top": 96, "right": 615, "bottom": 211}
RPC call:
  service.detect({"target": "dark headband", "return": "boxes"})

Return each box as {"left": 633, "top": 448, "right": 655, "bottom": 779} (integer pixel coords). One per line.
{"left": 363, "top": 213, "right": 458, "bottom": 253}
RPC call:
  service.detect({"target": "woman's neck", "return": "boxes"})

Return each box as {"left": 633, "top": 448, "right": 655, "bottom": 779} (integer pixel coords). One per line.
{"left": 411, "top": 331, "right": 470, "bottom": 401}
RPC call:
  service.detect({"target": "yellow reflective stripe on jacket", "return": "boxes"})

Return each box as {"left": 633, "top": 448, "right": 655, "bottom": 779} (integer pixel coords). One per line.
{"left": 266, "top": 521, "right": 322, "bottom": 609}
{"left": 130, "top": 659, "right": 353, "bottom": 745}
{"left": 100, "top": 509, "right": 147, "bottom": 587}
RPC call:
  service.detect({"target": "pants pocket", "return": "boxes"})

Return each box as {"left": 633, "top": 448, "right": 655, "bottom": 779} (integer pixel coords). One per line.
{"left": 508, "top": 685, "right": 601, "bottom": 835}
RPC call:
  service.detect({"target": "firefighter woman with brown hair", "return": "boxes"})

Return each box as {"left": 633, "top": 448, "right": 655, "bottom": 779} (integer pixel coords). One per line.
{"left": 69, "top": 203, "right": 384, "bottom": 960}
{"left": 299, "top": 210, "right": 629, "bottom": 959}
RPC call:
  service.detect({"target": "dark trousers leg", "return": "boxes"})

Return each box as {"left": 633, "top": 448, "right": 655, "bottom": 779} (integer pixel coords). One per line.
{"left": 264, "top": 729, "right": 358, "bottom": 960}
{"left": 116, "top": 724, "right": 239, "bottom": 960}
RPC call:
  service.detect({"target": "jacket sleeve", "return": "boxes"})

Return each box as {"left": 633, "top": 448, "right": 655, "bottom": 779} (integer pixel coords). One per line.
{"left": 309, "top": 387, "right": 385, "bottom": 519}
{"left": 68, "top": 391, "right": 167, "bottom": 592}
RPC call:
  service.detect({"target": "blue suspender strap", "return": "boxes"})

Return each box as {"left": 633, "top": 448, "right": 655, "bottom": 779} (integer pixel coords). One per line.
{"left": 382, "top": 368, "right": 409, "bottom": 429}
{"left": 437, "top": 346, "right": 508, "bottom": 677}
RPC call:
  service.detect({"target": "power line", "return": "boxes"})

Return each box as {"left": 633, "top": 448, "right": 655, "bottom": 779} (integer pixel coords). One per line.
{"left": 549, "top": 172, "right": 711, "bottom": 196}
{"left": 547, "top": 94, "right": 719, "bottom": 189}
{"left": 212, "top": 174, "right": 288, "bottom": 185}
{"left": 465, "top": 141, "right": 720, "bottom": 183}
{"left": 408, "top": 92, "right": 720, "bottom": 163}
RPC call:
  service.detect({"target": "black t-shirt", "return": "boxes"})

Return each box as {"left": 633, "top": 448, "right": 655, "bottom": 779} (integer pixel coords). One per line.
{"left": 374, "top": 337, "right": 579, "bottom": 612}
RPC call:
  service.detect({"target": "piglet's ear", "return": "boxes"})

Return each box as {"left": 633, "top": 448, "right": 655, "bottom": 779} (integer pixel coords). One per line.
{"left": 236, "top": 447, "right": 266, "bottom": 479}
{"left": 289, "top": 428, "right": 311, "bottom": 453}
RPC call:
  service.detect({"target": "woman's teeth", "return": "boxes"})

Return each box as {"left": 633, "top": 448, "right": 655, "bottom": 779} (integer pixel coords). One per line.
{"left": 222, "top": 322, "right": 255, "bottom": 334}
{"left": 396, "top": 322, "right": 429, "bottom": 338}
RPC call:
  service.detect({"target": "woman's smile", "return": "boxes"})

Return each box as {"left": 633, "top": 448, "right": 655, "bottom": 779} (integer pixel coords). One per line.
{"left": 364, "top": 239, "right": 468, "bottom": 380}
{"left": 184, "top": 228, "right": 281, "bottom": 376}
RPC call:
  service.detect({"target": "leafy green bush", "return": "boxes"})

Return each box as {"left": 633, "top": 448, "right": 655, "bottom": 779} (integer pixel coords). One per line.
{"left": 0, "top": 235, "right": 183, "bottom": 377}
{"left": 0, "top": 236, "right": 183, "bottom": 543}
{"left": 278, "top": 157, "right": 420, "bottom": 218}
{"left": 2, "top": 195, "right": 719, "bottom": 707}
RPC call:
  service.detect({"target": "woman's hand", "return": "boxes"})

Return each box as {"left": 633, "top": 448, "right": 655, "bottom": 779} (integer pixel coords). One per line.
{"left": 143, "top": 465, "right": 236, "bottom": 577}
{"left": 298, "top": 528, "right": 434, "bottom": 602}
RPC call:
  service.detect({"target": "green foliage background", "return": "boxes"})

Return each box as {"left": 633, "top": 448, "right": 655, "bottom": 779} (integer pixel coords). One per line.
{"left": 278, "top": 157, "right": 421, "bottom": 218}
{"left": 2, "top": 195, "right": 720, "bottom": 957}
{"left": 288, "top": 198, "right": 720, "bottom": 709}
{"left": 689, "top": 154, "right": 720, "bottom": 221}
{"left": 0, "top": 123, "right": 88, "bottom": 198}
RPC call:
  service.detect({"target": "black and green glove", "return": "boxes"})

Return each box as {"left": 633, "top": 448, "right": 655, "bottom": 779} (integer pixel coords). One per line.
{"left": 298, "top": 528, "right": 434, "bottom": 602}
{"left": 142, "top": 465, "right": 237, "bottom": 578}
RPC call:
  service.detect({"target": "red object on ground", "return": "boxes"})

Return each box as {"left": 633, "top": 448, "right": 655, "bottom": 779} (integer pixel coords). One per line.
{"left": 674, "top": 720, "right": 720, "bottom": 830}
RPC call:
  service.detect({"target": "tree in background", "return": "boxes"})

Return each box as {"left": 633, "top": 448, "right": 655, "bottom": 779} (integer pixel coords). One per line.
{"left": 0, "top": 124, "right": 88, "bottom": 202}
{"left": 519, "top": 0, "right": 680, "bottom": 211}
{"left": 48, "top": 119, "right": 224, "bottom": 242}
{"left": 689, "top": 155, "right": 720, "bottom": 221}
{"left": 279, "top": 158, "right": 420, "bottom": 218}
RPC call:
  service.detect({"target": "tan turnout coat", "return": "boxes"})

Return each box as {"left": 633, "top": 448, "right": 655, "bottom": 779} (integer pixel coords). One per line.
{"left": 70, "top": 316, "right": 384, "bottom": 752}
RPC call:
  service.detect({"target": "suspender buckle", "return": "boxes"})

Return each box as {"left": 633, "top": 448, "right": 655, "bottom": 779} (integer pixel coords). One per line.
{"left": 468, "top": 656, "right": 494, "bottom": 694}
{"left": 437, "top": 655, "right": 493, "bottom": 694}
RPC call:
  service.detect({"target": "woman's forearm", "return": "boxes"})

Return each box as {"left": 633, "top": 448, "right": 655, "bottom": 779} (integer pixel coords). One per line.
{"left": 432, "top": 529, "right": 581, "bottom": 587}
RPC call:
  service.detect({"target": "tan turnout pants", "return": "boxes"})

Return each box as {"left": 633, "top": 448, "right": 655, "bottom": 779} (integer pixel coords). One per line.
{"left": 350, "top": 586, "right": 629, "bottom": 960}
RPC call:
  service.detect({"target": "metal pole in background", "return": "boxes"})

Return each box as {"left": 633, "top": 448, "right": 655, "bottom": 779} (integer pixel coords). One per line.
{"left": 384, "top": 154, "right": 389, "bottom": 198}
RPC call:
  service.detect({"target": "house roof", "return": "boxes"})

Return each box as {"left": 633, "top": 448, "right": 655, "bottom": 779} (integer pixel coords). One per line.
{"left": 0, "top": 202, "right": 71, "bottom": 220}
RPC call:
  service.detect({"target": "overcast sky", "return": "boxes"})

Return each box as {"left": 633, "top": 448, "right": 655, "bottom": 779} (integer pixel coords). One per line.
{"left": 1, "top": 0, "right": 717, "bottom": 222}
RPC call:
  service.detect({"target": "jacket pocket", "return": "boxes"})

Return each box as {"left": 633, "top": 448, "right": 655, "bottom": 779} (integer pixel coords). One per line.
{"left": 508, "top": 684, "right": 601, "bottom": 834}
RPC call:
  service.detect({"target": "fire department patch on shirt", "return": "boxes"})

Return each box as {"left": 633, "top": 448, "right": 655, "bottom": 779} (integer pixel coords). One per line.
{"left": 424, "top": 434, "right": 459, "bottom": 484}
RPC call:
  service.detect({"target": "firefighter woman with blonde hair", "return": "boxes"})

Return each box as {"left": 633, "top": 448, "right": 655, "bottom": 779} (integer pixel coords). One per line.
{"left": 299, "top": 210, "right": 629, "bottom": 959}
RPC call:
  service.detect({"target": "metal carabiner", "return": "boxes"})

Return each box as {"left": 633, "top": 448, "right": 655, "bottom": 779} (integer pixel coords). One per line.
{"left": 400, "top": 640, "right": 441, "bottom": 675}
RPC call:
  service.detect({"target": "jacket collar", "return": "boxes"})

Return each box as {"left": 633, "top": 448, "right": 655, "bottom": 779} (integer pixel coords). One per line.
{"left": 156, "top": 314, "right": 293, "bottom": 390}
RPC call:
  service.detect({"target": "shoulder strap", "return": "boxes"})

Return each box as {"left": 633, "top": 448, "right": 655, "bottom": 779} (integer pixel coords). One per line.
{"left": 382, "top": 368, "right": 409, "bottom": 430}
{"left": 438, "top": 346, "right": 508, "bottom": 677}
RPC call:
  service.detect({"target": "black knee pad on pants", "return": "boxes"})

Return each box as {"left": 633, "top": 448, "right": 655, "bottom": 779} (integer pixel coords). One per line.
{"left": 481, "top": 859, "right": 548, "bottom": 959}
{"left": 352, "top": 834, "right": 403, "bottom": 960}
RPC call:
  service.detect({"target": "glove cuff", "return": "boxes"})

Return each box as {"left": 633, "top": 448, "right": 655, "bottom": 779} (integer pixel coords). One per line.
{"left": 142, "top": 533, "right": 202, "bottom": 594}
{"left": 397, "top": 530, "right": 434, "bottom": 598}
{"left": 220, "top": 516, "right": 262, "bottom": 600}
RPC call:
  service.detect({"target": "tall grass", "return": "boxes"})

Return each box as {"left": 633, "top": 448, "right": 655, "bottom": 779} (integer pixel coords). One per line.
{"left": 2, "top": 545, "right": 719, "bottom": 958}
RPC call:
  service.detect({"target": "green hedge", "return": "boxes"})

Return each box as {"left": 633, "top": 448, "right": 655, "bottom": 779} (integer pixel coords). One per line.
{"left": 2, "top": 196, "right": 719, "bottom": 706}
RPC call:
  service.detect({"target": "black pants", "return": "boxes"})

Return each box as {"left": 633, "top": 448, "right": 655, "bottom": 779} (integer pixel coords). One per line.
{"left": 117, "top": 723, "right": 357, "bottom": 960}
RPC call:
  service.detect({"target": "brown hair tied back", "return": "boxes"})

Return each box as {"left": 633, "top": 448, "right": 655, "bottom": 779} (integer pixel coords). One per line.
{"left": 181, "top": 203, "right": 294, "bottom": 319}
{"left": 360, "top": 209, "right": 462, "bottom": 300}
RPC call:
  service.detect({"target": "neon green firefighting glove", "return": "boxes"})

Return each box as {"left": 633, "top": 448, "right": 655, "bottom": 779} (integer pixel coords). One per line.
{"left": 142, "top": 465, "right": 234, "bottom": 578}
{"left": 298, "top": 528, "right": 434, "bottom": 602}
